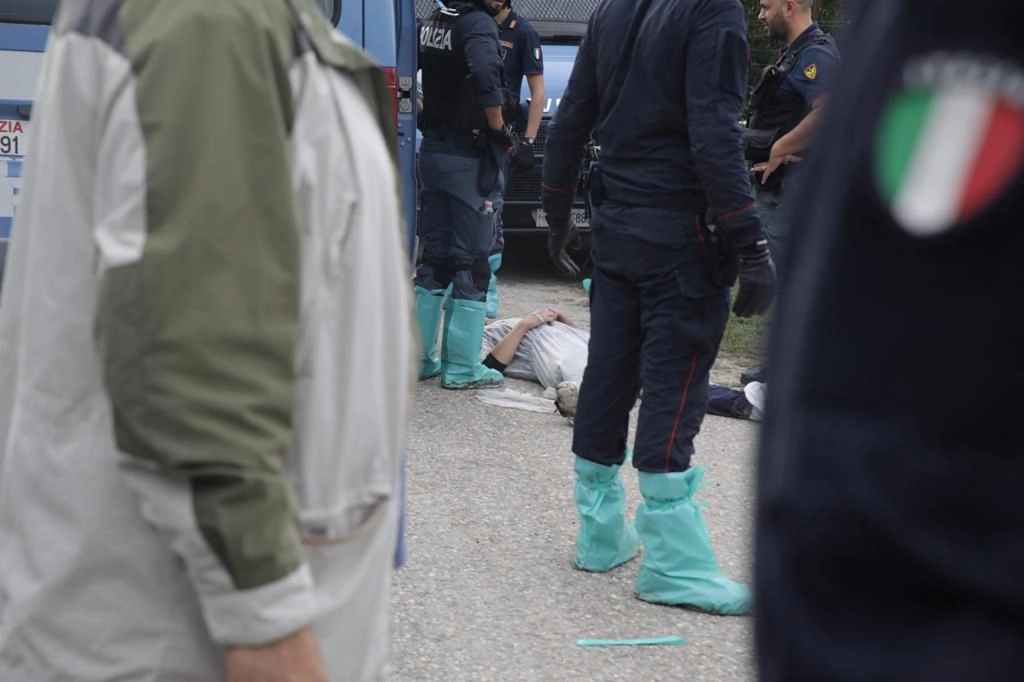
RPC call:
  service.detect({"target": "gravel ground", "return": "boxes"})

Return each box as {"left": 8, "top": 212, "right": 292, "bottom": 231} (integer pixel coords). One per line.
{"left": 387, "top": 241, "right": 760, "bottom": 682}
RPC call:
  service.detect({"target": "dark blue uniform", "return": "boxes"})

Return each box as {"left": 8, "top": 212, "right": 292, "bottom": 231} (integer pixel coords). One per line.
{"left": 497, "top": 10, "right": 543, "bottom": 115}
{"left": 757, "top": 0, "right": 1024, "bottom": 678}
{"left": 417, "top": 2, "right": 507, "bottom": 301}
{"left": 486, "top": 8, "right": 545, "bottom": 318}
{"left": 414, "top": 1, "right": 514, "bottom": 390}
{"left": 542, "top": 0, "right": 766, "bottom": 615}
{"left": 747, "top": 23, "right": 839, "bottom": 272}
{"left": 543, "top": 0, "right": 763, "bottom": 473}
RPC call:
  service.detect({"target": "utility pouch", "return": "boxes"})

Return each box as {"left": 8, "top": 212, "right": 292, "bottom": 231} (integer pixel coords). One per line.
{"left": 477, "top": 136, "right": 508, "bottom": 196}
{"left": 742, "top": 127, "right": 779, "bottom": 164}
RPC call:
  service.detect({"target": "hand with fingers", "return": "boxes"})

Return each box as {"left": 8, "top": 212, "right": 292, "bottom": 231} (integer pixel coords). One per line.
{"left": 525, "top": 308, "right": 556, "bottom": 328}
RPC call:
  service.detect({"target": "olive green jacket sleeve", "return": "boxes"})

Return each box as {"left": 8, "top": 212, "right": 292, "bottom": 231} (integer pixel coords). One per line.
{"left": 93, "top": 0, "right": 312, "bottom": 646}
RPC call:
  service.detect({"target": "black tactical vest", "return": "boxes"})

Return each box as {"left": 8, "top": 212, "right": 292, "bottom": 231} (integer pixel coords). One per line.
{"left": 743, "top": 31, "right": 838, "bottom": 162}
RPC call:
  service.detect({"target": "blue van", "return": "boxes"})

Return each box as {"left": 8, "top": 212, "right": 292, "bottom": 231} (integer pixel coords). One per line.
{"left": 413, "top": 0, "right": 596, "bottom": 237}
{"left": 339, "top": 0, "right": 420, "bottom": 255}
{"left": 0, "top": 0, "right": 419, "bottom": 282}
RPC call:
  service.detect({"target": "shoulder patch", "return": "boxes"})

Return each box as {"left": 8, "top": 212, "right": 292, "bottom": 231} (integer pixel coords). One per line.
{"left": 873, "top": 52, "right": 1024, "bottom": 237}
{"left": 534, "top": 47, "right": 542, "bottom": 62}
{"left": 804, "top": 63, "right": 817, "bottom": 80}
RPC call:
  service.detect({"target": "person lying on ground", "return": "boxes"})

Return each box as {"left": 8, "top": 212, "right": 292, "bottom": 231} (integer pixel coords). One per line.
{"left": 480, "top": 308, "right": 589, "bottom": 390}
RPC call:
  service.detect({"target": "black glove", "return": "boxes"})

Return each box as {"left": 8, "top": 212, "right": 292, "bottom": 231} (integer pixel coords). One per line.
{"left": 732, "top": 239, "right": 776, "bottom": 317}
{"left": 512, "top": 139, "right": 535, "bottom": 173}
{"left": 486, "top": 124, "right": 514, "bottom": 151}
{"left": 547, "top": 215, "right": 580, "bottom": 279}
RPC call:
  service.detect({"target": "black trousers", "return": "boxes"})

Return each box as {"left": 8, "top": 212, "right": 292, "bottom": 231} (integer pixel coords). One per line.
{"left": 571, "top": 203, "right": 729, "bottom": 473}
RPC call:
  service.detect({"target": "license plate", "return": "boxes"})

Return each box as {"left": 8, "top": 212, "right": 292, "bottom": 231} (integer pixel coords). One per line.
{"left": 533, "top": 207, "right": 589, "bottom": 229}
{"left": 0, "top": 119, "right": 28, "bottom": 157}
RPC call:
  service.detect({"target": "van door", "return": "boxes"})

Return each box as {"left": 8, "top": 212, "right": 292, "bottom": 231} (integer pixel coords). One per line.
{"left": 337, "top": 0, "right": 418, "bottom": 259}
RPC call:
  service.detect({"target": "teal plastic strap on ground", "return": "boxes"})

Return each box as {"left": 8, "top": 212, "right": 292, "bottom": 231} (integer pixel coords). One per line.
{"left": 576, "top": 636, "right": 686, "bottom": 647}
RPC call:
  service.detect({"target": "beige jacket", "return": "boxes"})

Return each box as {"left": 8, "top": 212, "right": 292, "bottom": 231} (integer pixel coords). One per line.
{"left": 0, "top": 1, "right": 413, "bottom": 680}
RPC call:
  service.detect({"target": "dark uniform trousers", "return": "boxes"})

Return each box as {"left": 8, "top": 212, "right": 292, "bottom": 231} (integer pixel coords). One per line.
{"left": 416, "top": 130, "right": 505, "bottom": 302}
{"left": 572, "top": 202, "right": 729, "bottom": 473}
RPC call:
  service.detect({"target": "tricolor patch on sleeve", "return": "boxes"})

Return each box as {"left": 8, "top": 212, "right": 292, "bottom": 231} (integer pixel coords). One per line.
{"left": 874, "top": 57, "right": 1024, "bottom": 237}
{"left": 534, "top": 47, "right": 542, "bottom": 62}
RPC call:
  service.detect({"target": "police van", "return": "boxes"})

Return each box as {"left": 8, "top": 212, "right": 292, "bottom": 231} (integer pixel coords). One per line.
{"left": 414, "top": 0, "right": 596, "bottom": 236}
{"left": 0, "top": 0, "right": 419, "bottom": 285}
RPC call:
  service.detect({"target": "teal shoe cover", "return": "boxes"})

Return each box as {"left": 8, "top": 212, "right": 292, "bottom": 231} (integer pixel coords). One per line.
{"left": 634, "top": 467, "right": 752, "bottom": 615}
{"left": 414, "top": 286, "right": 445, "bottom": 379}
{"left": 485, "top": 253, "right": 502, "bottom": 319}
{"left": 573, "top": 456, "right": 640, "bottom": 572}
{"left": 440, "top": 297, "right": 503, "bottom": 389}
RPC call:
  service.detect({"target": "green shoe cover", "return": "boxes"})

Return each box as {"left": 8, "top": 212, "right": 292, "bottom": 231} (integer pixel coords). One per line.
{"left": 440, "top": 298, "right": 503, "bottom": 389}
{"left": 573, "top": 456, "right": 640, "bottom": 572}
{"left": 634, "top": 467, "right": 752, "bottom": 615}
{"left": 414, "top": 286, "right": 444, "bottom": 379}
{"left": 485, "top": 253, "right": 502, "bottom": 319}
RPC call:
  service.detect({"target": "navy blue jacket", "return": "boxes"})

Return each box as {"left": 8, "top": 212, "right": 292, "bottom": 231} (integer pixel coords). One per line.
{"left": 758, "top": 0, "right": 1024, "bottom": 679}
{"left": 419, "top": 3, "right": 505, "bottom": 133}
{"left": 542, "top": 0, "right": 760, "bottom": 248}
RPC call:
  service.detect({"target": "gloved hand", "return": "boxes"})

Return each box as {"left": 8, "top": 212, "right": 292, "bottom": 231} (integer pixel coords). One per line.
{"left": 547, "top": 215, "right": 580, "bottom": 279}
{"left": 486, "top": 124, "right": 515, "bottom": 152}
{"left": 512, "top": 139, "right": 535, "bottom": 173}
{"left": 732, "top": 239, "right": 776, "bottom": 317}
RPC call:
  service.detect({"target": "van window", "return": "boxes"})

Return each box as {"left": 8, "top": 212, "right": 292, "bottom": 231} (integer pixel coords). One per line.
{"left": 0, "top": 0, "right": 59, "bottom": 24}
{"left": 317, "top": 0, "right": 341, "bottom": 24}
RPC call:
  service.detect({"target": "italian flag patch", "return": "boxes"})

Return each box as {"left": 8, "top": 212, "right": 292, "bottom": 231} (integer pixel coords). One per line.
{"left": 534, "top": 47, "right": 542, "bottom": 62}
{"left": 876, "top": 84, "right": 1024, "bottom": 236}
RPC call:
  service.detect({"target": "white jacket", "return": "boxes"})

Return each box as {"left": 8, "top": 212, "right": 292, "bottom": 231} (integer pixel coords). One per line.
{"left": 0, "top": 1, "right": 413, "bottom": 680}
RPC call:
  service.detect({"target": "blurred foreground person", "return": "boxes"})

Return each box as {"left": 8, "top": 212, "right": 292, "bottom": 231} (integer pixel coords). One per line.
{"left": 757, "top": 1, "right": 1024, "bottom": 679}
{"left": 542, "top": 0, "right": 775, "bottom": 615}
{"left": 0, "top": 1, "right": 413, "bottom": 680}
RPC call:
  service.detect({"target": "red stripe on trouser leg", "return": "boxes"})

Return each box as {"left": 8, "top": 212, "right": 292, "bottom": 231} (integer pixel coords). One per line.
{"left": 664, "top": 356, "right": 698, "bottom": 472}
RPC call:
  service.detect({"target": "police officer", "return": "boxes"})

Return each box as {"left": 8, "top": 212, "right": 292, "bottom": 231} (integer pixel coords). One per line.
{"left": 740, "top": 0, "right": 839, "bottom": 385}
{"left": 542, "top": 0, "right": 775, "bottom": 615}
{"left": 744, "top": 0, "right": 839, "bottom": 272}
{"left": 482, "top": 0, "right": 545, "bottom": 319}
{"left": 756, "top": 0, "right": 1024, "bottom": 678}
{"left": 416, "top": 0, "right": 515, "bottom": 389}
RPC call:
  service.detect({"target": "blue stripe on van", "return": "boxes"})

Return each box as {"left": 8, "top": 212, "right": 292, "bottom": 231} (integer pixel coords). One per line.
{"left": 0, "top": 217, "right": 11, "bottom": 239}
{"left": 0, "top": 24, "right": 50, "bottom": 52}
{"left": 1, "top": 158, "right": 22, "bottom": 178}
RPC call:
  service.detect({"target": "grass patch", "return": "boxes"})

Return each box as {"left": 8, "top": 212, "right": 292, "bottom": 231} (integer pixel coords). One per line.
{"left": 718, "top": 287, "right": 768, "bottom": 363}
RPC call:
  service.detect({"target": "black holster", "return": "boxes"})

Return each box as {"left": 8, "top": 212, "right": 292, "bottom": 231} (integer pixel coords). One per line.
{"left": 477, "top": 136, "right": 507, "bottom": 195}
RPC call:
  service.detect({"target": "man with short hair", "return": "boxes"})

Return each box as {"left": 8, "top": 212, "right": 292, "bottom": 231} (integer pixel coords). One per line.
{"left": 747, "top": 0, "right": 839, "bottom": 270}
{"left": 740, "top": 0, "right": 839, "bottom": 385}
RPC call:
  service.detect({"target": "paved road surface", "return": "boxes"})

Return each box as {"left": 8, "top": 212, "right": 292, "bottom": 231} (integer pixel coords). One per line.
{"left": 387, "top": 240, "right": 760, "bottom": 682}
